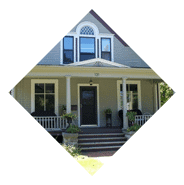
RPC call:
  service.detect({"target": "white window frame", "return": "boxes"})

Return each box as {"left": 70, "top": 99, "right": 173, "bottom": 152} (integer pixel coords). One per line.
{"left": 31, "top": 79, "right": 58, "bottom": 115}
{"left": 60, "top": 21, "right": 114, "bottom": 64}
{"left": 117, "top": 80, "right": 141, "bottom": 111}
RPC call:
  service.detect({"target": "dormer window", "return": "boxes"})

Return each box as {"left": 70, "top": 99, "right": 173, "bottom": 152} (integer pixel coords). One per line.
{"left": 61, "top": 22, "right": 114, "bottom": 64}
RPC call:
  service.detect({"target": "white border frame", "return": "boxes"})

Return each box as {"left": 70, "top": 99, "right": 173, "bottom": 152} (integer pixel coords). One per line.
{"left": 31, "top": 79, "right": 59, "bottom": 115}
{"left": 117, "top": 80, "right": 142, "bottom": 111}
{"left": 77, "top": 84, "right": 100, "bottom": 127}
{"left": 0, "top": 1, "right": 184, "bottom": 185}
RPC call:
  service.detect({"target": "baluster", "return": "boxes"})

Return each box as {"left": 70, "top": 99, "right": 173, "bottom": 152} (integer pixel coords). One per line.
{"left": 56, "top": 116, "right": 59, "bottom": 128}
{"left": 44, "top": 117, "right": 46, "bottom": 128}
{"left": 47, "top": 117, "right": 49, "bottom": 129}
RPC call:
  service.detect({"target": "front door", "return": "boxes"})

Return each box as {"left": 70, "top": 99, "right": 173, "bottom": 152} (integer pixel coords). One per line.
{"left": 80, "top": 86, "right": 97, "bottom": 126}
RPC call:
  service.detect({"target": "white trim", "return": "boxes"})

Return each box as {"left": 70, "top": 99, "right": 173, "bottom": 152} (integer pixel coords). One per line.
{"left": 77, "top": 84, "right": 100, "bottom": 127}
{"left": 117, "top": 80, "right": 142, "bottom": 112}
{"left": 31, "top": 79, "right": 58, "bottom": 115}
{"left": 68, "top": 58, "right": 129, "bottom": 68}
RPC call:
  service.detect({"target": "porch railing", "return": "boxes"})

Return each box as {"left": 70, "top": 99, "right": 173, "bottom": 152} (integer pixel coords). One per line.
{"left": 135, "top": 115, "right": 152, "bottom": 126}
{"left": 33, "top": 116, "right": 67, "bottom": 130}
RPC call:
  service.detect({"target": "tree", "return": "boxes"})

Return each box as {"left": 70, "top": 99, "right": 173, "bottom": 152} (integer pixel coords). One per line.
{"left": 160, "top": 82, "right": 174, "bottom": 106}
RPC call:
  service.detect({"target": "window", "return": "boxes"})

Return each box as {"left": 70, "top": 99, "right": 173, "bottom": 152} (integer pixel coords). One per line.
{"left": 80, "top": 26, "right": 94, "bottom": 35}
{"left": 117, "top": 80, "right": 141, "bottom": 111}
{"left": 35, "top": 83, "right": 55, "bottom": 112}
{"left": 120, "top": 84, "right": 138, "bottom": 110}
{"left": 63, "top": 36, "right": 74, "bottom": 64}
{"left": 80, "top": 37, "right": 95, "bottom": 61}
{"left": 31, "top": 80, "right": 58, "bottom": 115}
{"left": 61, "top": 22, "right": 114, "bottom": 64}
{"left": 101, "top": 38, "right": 111, "bottom": 61}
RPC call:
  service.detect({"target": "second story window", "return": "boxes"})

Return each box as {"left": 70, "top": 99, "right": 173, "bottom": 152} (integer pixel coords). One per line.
{"left": 63, "top": 36, "right": 74, "bottom": 64}
{"left": 80, "top": 37, "right": 95, "bottom": 61}
{"left": 101, "top": 38, "right": 111, "bottom": 61}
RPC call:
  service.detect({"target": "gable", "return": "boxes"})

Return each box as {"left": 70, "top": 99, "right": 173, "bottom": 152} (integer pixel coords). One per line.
{"left": 38, "top": 10, "right": 150, "bottom": 68}
{"left": 68, "top": 58, "right": 130, "bottom": 68}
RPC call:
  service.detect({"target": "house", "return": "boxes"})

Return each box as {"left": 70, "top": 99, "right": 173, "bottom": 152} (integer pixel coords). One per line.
{"left": 11, "top": 10, "right": 162, "bottom": 139}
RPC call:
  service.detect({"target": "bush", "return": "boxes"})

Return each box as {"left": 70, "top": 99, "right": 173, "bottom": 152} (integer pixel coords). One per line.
{"left": 66, "top": 125, "right": 81, "bottom": 133}
{"left": 126, "top": 111, "right": 137, "bottom": 122}
{"left": 127, "top": 123, "right": 141, "bottom": 132}
{"left": 104, "top": 108, "right": 112, "bottom": 114}
{"left": 62, "top": 144, "right": 81, "bottom": 157}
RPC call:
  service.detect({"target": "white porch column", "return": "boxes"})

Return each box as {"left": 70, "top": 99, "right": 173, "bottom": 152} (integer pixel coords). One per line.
{"left": 66, "top": 75, "right": 71, "bottom": 113}
{"left": 122, "top": 78, "right": 128, "bottom": 129}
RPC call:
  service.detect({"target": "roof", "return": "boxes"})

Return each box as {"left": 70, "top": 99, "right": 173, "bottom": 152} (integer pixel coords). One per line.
{"left": 89, "top": 10, "right": 129, "bottom": 47}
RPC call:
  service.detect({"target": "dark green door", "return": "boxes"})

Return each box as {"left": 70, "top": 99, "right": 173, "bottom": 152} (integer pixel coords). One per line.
{"left": 80, "top": 86, "right": 97, "bottom": 126}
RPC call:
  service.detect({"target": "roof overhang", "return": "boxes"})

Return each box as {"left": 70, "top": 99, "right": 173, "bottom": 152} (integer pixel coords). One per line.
{"left": 27, "top": 64, "right": 161, "bottom": 80}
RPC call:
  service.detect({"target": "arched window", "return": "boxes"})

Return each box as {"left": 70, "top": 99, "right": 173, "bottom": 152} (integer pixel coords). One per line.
{"left": 80, "top": 26, "right": 94, "bottom": 35}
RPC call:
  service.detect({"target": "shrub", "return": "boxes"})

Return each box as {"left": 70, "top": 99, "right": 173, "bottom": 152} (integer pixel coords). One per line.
{"left": 127, "top": 123, "right": 141, "bottom": 132}
{"left": 104, "top": 108, "right": 112, "bottom": 114}
{"left": 62, "top": 144, "right": 81, "bottom": 157}
{"left": 61, "top": 113, "right": 77, "bottom": 119}
{"left": 126, "top": 111, "right": 137, "bottom": 122}
{"left": 66, "top": 125, "right": 81, "bottom": 133}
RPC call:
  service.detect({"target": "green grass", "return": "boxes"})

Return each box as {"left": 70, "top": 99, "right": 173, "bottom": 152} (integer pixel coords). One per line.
{"left": 76, "top": 157, "right": 104, "bottom": 176}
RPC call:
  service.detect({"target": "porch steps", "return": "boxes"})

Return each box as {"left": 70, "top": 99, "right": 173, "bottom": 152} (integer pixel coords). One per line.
{"left": 80, "top": 145, "right": 123, "bottom": 150}
{"left": 78, "top": 137, "right": 126, "bottom": 141}
{"left": 78, "top": 133, "right": 124, "bottom": 137}
{"left": 78, "top": 129, "right": 127, "bottom": 153}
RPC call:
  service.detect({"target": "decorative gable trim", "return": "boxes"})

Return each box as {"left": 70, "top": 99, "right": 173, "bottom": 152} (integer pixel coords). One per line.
{"left": 68, "top": 58, "right": 130, "bottom": 68}
{"left": 89, "top": 9, "right": 129, "bottom": 47}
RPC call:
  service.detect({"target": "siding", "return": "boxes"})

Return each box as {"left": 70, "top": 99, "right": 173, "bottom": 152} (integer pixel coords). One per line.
{"left": 16, "top": 77, "right": 155, "bottom": 126}
{"left": 15, "top": 78, "right": 31, "bottom": 113}
{"left": 141, "top": 80, "right": 154, "bottom": 114}
{"left": 38, "top": 42, "right": 61, "bottom": 65}
{"left": 114, "top": 37, "right": 150, "bottom": 68}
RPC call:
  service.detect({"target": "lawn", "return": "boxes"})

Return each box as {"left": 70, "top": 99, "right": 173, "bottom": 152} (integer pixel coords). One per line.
{"left": 76, "top": 156, "right": 104, "bottom": 176}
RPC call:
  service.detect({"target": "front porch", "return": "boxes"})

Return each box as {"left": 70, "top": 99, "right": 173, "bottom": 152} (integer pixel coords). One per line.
{"left": 13, "top": 63, "right": 161, "bottom": 132}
